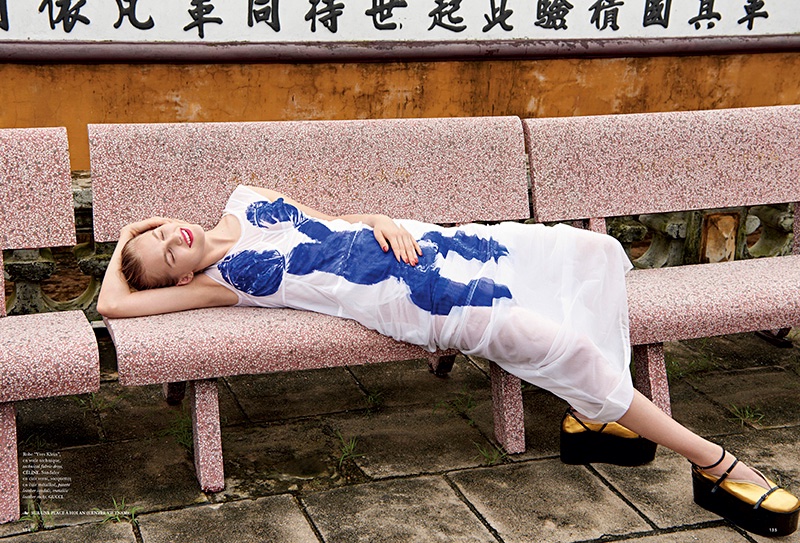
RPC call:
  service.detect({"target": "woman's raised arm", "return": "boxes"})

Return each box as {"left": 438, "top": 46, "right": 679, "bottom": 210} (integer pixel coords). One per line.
{"left": 97, "top": 218, "right": 236, "bottom": 318}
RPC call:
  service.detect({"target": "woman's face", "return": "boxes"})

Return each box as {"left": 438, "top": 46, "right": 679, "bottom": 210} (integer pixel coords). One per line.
{"left": 133, "top": 221, "right": 206, "bottom": 286}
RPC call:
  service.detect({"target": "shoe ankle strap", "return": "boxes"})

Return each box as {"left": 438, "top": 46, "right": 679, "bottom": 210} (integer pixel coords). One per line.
{"left": 692, "top": 447, "right": 727, "bottom": 471}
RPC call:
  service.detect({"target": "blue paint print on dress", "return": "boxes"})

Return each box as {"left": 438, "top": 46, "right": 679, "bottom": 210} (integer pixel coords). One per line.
{"left": 217, "top": 249, "right": 285, "bottom": 297}
{"left": 220, "top": 198, "right": 512, "bottom": 315}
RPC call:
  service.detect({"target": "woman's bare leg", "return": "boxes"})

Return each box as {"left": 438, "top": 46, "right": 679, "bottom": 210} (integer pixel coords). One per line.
{"left": 614, "top": 389, "right": 770, "bottom": 487}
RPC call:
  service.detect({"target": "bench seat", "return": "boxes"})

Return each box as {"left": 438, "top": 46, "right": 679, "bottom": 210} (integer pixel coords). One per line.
{"left": 0, "top": 311, "right": 99, "bottom": 403}
{"left": 107, "top": 308, "right": 455, "bottom": 386}
{"left": 628, "top": 255, "right": 800, "bottom": 345}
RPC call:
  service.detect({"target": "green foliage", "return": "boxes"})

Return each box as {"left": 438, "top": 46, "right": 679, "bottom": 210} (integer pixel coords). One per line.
{"left": 365, "top": 390, "right": 385, "bottom": 413}
{"left": 159, "top": 410, "right": 194, "bottom": 453}
{"left": 18, "top": 502, "right": 52, "bottom": 532}
{"left": 728, "top": 404, "right": 765, "bottom": 426}
{"left": 335, "top": 430, "right": 365, "bottom": 468}
{"left": 473, "top": 442, "right": 507, "bottom": 466}
{"left": 435, "top": 387, "right": 477, "bottom": 425}
{"left": 97, "top": 497, "right": 141, "bottom": 526}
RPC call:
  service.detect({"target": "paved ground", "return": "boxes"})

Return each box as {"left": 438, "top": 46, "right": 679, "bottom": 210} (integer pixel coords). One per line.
{"left": 1, "top": 327, "right": 798, "bottom": 543}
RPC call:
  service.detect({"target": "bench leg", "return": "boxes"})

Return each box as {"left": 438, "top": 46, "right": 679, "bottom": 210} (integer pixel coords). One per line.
{"left": 0, "top": 403, "right": 19, "bottom": 523}
{"left": 428, "top": 354, "right": 456, "bottom": 378}
{"left": 163, "top": 382, "right": 187, "bottom": 406}
{"left": 188, "top": 380, "right": 225, "bottom": 493}
{"left": 490, "top": 362, "right": 525, "bottom": 454}
{"left": 633, "top": 343, "right": 672, "bottom": 416}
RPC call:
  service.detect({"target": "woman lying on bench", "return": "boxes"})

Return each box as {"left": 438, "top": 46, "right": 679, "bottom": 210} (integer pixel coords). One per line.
{"left": 97, "top": 184, "right": 798, "bottom": 538}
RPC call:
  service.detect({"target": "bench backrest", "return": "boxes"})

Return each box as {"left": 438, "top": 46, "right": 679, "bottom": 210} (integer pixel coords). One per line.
{"left": 89, "top": 117, "right": 529, "bottom": 243}
{"left": 0, "top": 127, "right": 75, "bottom": 316}
{"left": 524, "top": 106, "right": 800, "bottom": 227}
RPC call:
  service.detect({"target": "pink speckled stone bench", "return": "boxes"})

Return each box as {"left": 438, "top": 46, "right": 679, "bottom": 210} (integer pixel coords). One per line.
{"left": 89, "top": 117, "right": 530, "bottom": 492}
{"left": 0, "top": 128, "right": 100, "bottom": 524}
{"left": 514, "top": 105, "right": 800, "bottom": 422}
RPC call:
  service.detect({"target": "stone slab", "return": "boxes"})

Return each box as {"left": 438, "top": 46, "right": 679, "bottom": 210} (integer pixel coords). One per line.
{"left": 0, "top": 520, "right": 136, "bottom": 542}
{"left": 667, "top": 379, "right": 743, "bottom": 438}
{"left": 16, "top": 396, "right": 100, "bottom": 451}
{"left": 685, "top": 368, "right": 800, "bottom": 429}
{"left": 31, "top": 436, "right": 207, "bottom": 526}
{"left": 620, "top": 526, "right": 751, "bottom": 542}
{"left": 223, "top": 366, "right": 366, "bottom": 423}
{"left": 594, "top": 449, "right": 719, "bottom": 529}
{"left": 90, "top": 117, "right": 529, "bottom": 242}
{"left": 303, "top": 475, "right": 496, "bottom": 543}
{"left": 327, "top": 404, "right": 492, "bottom": 479}
{"left": 449, "top": 459, "right": 651, "bottom": 543}
{"left": 678, "top": 333, "right": 799, "bottom": 372}
{"left": 217, "top": 421, "right": 338, "bottom": 500}
{"left": 525, "top": 106, "right": 800, "bottom": 222}
{"left": 347, "top": 356, "right": 491, "bottom": 409}
{"left": 137, "top": 495, "right": 318, "bottom": 543}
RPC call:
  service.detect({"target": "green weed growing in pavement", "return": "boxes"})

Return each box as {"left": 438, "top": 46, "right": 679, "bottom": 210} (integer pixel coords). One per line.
{"left": 97, "top": 497, "right": 141, "bottom": 526}
{"left": 18, "top": 502, "right": 52, "bottom": 532}
{"left": 728, "top": 404, "right": 765, "bottom": 426}
{"left": 365, "top": 390, "right": 385, "bottom": 413}
{"left": 335, "top": 430, "right": 365, "bottom": 468}
{"left": 474, "top": 442, "right": 508, "bottom": 466}
{"left": 72, "top": 392, "right": 126, "bottom": 414}
{"left": 664, "top": 348, "right": 716, "bottom": 381}
{"left": 159, "top": 410, "right": 194, "bottom": 453}
{"left": 434, "top": 387, "right": 477, "bottom": 425}
{"left": 19, "top": 433, "right": 55, "bottom": 452}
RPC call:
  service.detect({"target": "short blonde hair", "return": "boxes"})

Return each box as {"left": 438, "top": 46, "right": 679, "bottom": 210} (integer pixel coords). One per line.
{"left": 119, "top": 235, "right": 176, "bottom": 291}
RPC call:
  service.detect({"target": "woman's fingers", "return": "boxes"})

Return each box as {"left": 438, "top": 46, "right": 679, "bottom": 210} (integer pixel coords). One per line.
{"left": 374, "top": 229, "right": 390, "bottom": 253}
{"left": 123, "top": 216, "right": 173, "bottom": 238}
{"left": 372, "top": 221, "right": 419, "bottom": 265}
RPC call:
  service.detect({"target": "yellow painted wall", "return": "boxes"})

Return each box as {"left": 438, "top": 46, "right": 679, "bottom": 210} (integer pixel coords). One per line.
{"left": 2, "top": 52, "right": 799, "bottom": 170}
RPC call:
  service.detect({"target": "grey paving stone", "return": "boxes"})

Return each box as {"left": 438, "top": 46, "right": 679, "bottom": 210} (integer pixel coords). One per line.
{"left": 679, "top": 333, "right": 799, "bottom": 372}
{"left": 137, "top": 495, "right": 318, "bottom": 543}
{"left": 16, "top": 395, "right": 101, "bottom": 450}
{"left": 686, "top": 367, "right": 800, "bottom": 429}
{"left": 224, "top": 366, "right": 366, "bottom": 422}
{"left": 449, "top": 459, "right": 652, "bottom": 543}
{"left": 303, "top": 476, "right": 496, "bottom": 543}
{"left": 348, "top": 356, "right": 491, "bottom": 409}
{"left": 615, "top": 526, "right": 751, "bottom": 542}
{"left": 594, "top": 448, "right": 719, "bottom": 529}
{"left": 0, "top": 520, "right": 136, "bottom": 542}
{"left": 327, "top": 404, "right": 491, "bottom": 479}
{"left": 218, "top": 420, "right": 340, "bottom": 500}
{"left": 666, "top": 378, "right": 743, "bottom": 438}
{"left": 30, "top": 436, "right": 207, "bottom": 526}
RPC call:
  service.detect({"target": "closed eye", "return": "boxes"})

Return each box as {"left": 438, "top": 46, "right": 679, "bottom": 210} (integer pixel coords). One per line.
{"left": 153, "top": 228, "right": 172, "bottom": 266}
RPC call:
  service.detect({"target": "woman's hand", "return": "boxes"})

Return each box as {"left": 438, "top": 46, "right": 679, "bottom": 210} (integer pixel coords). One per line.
{"left": 370, "top": 215, "right": 422, "bottom": 266}
{"left": 120, "top": 217, "right": 173, "bottom": 241}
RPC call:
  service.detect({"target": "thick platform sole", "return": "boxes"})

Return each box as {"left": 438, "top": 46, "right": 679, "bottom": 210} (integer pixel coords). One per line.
{"left": 693, "top": 470, "right": 799, "bottom": 537}
{"left": 560, "top": 429, "right": 657, "bottom": 466}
